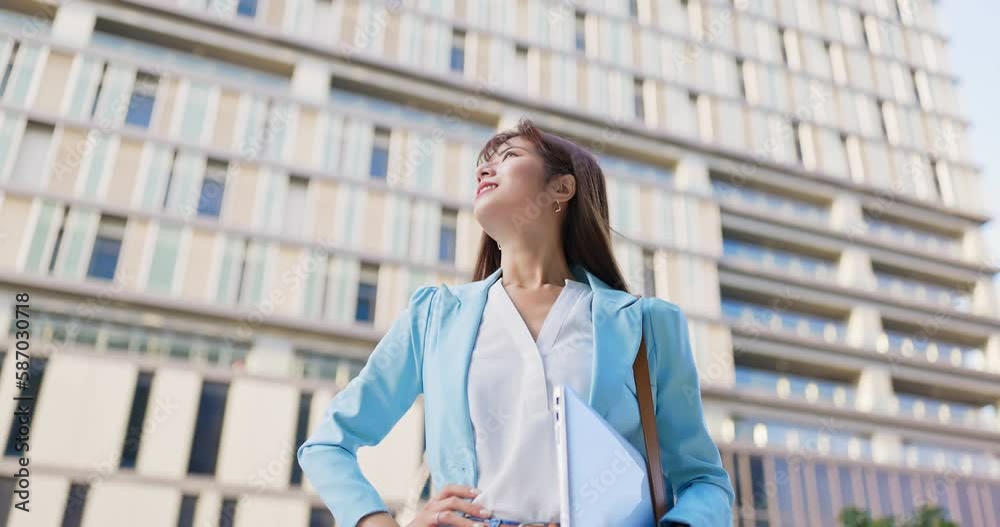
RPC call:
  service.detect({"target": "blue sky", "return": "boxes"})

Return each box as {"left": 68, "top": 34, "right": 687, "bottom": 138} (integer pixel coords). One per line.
{"left": 939, "top": 1, "right": 1000, "bottom": 282}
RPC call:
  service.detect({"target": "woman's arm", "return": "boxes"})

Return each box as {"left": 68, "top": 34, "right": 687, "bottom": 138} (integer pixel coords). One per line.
{"left": 645, "top": 298, "right": 735, "bottom": 527}
{"left": 297, "top": 286, "right": 437, "bottom": 527}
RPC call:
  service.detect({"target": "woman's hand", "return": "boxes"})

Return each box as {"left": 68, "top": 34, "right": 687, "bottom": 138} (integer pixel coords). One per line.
{"left": 406, "top": 485, "right": 493, "bottom": 527}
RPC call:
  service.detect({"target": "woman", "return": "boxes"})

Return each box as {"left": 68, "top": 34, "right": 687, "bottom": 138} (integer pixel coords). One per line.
{"left": 298, "top": 119, "right": 734, "bottom": 527}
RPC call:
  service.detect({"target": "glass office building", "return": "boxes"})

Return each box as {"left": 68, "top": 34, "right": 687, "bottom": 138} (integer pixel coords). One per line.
{"left": 0, "top": 0, "right": 997, "bottom": 525}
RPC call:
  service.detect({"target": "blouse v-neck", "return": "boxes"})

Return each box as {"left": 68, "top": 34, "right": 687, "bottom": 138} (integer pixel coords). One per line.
{"left": 494, "top": 278, "right": 587, "bottom": 353}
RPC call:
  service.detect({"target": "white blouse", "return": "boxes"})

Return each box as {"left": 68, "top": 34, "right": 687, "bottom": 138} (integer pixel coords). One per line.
{"left": 468, "top": 276, "right": 594, "bottom": 522}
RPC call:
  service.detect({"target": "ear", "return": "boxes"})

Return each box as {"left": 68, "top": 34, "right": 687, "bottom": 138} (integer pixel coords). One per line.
{"left": 550, "top": 173, "right": 576, "bottom": 202}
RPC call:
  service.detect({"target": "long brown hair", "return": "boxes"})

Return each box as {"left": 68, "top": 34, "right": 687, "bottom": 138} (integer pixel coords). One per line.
{"left": 471, "top": 118, "right": 632, "bottom": 293}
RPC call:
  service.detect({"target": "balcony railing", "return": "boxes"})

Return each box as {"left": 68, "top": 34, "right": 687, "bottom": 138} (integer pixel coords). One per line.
{"left": 722, "top": 298, "right": 847, "bottom": 344}
{"left": 903, "top": 442, "right": 999, "bottom": 478}
{"left": 731, "top": 417, "right": 873, "bottom": 461}
{"left": 722, "top": 238, "right": 837, "bottom": 282}
{"left": 865, "top": 218, "right": 962, "bottom": 255}
{"left": 734, "top": 365, "right": 857, "bottom": 409}
{"left": 879, "top": 330, "right": 986, "bottom": 371}
{"left": 874, "top": 272, "right": 972, "bottom": 312}
{"left": 890, "top": 393, "right": 998, "bottom": 431}
{"left": 711, "top": 180, "right": 830, "bottom": 224}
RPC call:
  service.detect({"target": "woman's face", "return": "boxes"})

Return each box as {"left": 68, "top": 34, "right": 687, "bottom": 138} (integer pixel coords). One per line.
{"left": 472, "top": 136, "right": 553, "bottom": 234}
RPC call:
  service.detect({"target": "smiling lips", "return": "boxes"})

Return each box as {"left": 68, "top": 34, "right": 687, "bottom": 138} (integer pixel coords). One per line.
{"left": 476, "top": 183, "right": 498, "bottom": 198}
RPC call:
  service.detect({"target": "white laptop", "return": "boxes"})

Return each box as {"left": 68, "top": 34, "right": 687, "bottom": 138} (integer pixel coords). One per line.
{"left": 553, "top": 384, "right": 655, "bottom": 527}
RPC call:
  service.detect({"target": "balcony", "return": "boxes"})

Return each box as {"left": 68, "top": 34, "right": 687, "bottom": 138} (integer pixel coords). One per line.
{"left": 734, "top": 365, "right": 858, "bottom": 410}
{"left": 878, "top": 329, "right": 986, "bottom": 372}
{"left": 865, "top": 217, "right": 962, "bottom": 255}
{"left": 722, "top": 237, "right": 837, "bottom": 282}
{"left": 722, "top": 298, "right": 848, "bottom": 344}
{"left": 730, "top": 416, "right": 874, "bottom": 461}
{"left": 711, "top": 180, "right": 830, "bottom": 225}
{"left": 889, "top": 392, "right": 998, "bottom": 431}
{"left": 873, "top": 270, "right": 972, "bottom": 312}
{"left": 902, "top": 441, "right": 1000, "bottom": 478}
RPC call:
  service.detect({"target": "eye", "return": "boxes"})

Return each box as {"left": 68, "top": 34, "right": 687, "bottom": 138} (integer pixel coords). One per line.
{"left": 502, "top": 150, "right": 517, "bottom": 160}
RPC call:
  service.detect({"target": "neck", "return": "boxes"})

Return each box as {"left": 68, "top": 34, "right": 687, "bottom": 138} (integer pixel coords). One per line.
{"left": 497, "top": 235, "right": 573, "bottom": 289}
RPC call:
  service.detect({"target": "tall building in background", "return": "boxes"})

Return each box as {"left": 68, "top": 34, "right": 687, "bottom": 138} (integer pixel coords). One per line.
{"left": 0, "top": 0, "right": 997, "bottom": 525}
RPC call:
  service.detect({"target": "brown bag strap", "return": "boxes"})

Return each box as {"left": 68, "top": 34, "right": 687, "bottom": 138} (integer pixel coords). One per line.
{"left": 634, "top": 327, "right": 669, "bottom": 521}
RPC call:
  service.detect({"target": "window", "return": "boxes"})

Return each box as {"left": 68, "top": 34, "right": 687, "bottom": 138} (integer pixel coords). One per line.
{"left": 736, "top": 59, "right": 747, "bottom": 98}
{"left": 90, "top": 63, "right": 107, "bottom": 117}
{"left": 61, "top": 483, "right": 89, "bottom": 527}
{"left": 283, "top": 175, "right": 309, "bottom": 235}
{"left": 47, "top": 206, "right": 69, "bottom": 273}
{"left": 85, "top": 215, "right": 126, "bottom": 281}
{"left": 197, "top": 160, "right": 227, "bottom": 218}
{"left": 120, "top": 372, "right": 153, "bottom": 469}
{"left": 514, "top": 45, "right": 529, "bottom": 82}
{"left": 628, "top": 0, "right": 639, "bottom": 20}
{"left": 6, "top": 356, "right": 48, "bottom": 457}
{"left": 219, "top": 497, "right": 237, "bottom": 527}
{"left": 792, "top": 121, "right": 805, "bottom": 165}
{"left": 574, "top": 11, "right": 586, "bottom": 51}
{"left": 932, "top": 159, "right": 954, "bottom": 204}
{"left": 177, "top": 495, "right": 198, "bottom": 527}
{"left": 355, "top": 263, "right": 379, "bottom": 323}
{"left": 10, "top": 121, "right": 54, "bottom": 188}
{"left": 450, "top": 29, "right": 466, "bottom": 73}
{"left": 125, "top": 72, "right": 158, "bottom": 128}
{"left": 290, "top": 391, "right": 312, "bottom": 486}
{"left": 778, "top": 27, "right": 790, "bottom": 65}
{"left": 633, "top": 77, "right": 645, "bottom": 121}
{"left": 309, "top": 507, "right": 334, "bottom": 527}
{"left": 145, "top": 223, "right": 183, "bottom": 294}
{"left": 439, "top": 208, "right": 458, "bottom": 264}
{"left": 0, "top": 41, "right": 19, "bottom": 96}
{"left": 236, "top": 0, "right": 257, "bottom": 17}
{"left": 187, "top": 382, "right": 229, "bottom": 475}
{"left": 642, "top": 248, "right": 655, "bottom": 297}
{"left": 370, "top": 126, "right": 390, "bottom": 179}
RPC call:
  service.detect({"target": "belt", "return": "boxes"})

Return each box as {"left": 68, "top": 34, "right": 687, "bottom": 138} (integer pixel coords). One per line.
{"left": 465, "top": 516, "right": 559, "bottom": 527}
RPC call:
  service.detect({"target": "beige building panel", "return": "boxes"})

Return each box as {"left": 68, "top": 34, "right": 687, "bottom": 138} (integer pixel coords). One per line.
{"left": 115, "top": 218, "right": 149, "bottom": 289}
{"left": 135, "top": 367, "right": 202, "bottom": 480}
{"left": 46, "top": 126, "right": 88, "bottom": 195}
{"left": 291, "top": 107, "right": 319, "bottom": 169}
{"left": 210, "top": 88, "right": 241, "bottom": 151}
{"left": 152, "top": 77, "right": 180, "bottom": 137}
{"left": 104, "top": 138, "right": 144, "bottom": 208}
{"left": 222, "top": 163, "right": 259, "bottom": 228}
{"left": 31, "top": 355, "right": 137, "bottom": 470}
{"left": 179, "top": 228, "right": 218, "bottom": 303}
{"left": 384, "top": 11, "right": 402, "bottom": 60}
{"left": 32, "top": 50, "right": 74, "bottom": 115}
{"left": 270, "top": 245, "right": 307, "bottom": 317}
{"left": 302, "top": 387, "right": 338, "bottom": 495}
{"left": 235, "top": 495, "right": 309, "bottom": 527}
{"left": 81, "top": 481, "right": 182, "bottom": 527}
{"left": 311, "top": 179, "right": 339, "bottom": 245}
{"left": 215, "top": 379, "right": 299, "bottom": 490}
{"left": 7, "top": 474, "right": 68, "bottom": 527}
{"left": 361, "top": 189, "right": 385, "bottom": 254}
{"left": 264, "top": 0, "right": 285, "bottom": 28}
{"left": 357, "top": 400, "right": 424, "bottom": 504}
{"left": 0, "top": 196, "right": 32, "bottom": 270}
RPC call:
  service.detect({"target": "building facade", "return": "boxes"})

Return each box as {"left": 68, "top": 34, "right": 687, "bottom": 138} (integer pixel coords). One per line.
{"left": 0, "top": 0, "right": 997, "bottom": 526}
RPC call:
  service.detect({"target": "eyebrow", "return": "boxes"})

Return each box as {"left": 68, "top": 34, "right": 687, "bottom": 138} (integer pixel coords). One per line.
{"left": 491, "top": 145, "right": 526, "bottom": 161}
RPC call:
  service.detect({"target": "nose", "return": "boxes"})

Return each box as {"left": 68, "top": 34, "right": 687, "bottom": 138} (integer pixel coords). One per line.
{"left": 477, "top": 163, "right": 496, "bottom": 183}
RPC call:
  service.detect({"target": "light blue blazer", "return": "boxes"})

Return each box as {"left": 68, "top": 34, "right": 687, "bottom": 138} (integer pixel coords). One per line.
{"left": 298, "top": 263, "right": 735, "bottom": 527}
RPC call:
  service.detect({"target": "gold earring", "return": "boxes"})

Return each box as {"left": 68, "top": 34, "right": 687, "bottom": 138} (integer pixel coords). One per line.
{"left": 554, "top": 201, "right": 562, "bottom": 213}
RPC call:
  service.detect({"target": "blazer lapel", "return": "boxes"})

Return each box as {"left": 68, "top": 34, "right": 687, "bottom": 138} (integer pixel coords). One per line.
{"left": 576, "top": 264, "right": 644, "bottom": 421}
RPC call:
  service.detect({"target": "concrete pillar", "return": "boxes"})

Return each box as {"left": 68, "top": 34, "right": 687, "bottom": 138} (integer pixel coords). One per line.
{"left": 52, "top": 2, "right": 97, "bottom": 47}
{"left": 972, "top": 278, "right": 998, "bottom": 318}
{"left": 960, "top": 228, "right": 986, "bottom": 263}
{"left": 291, "top": 57, "right": 332, "bottom": 104}
{"left": 830, "top": 193, "right": 865, "bottom": 238}
{"left": 674, "top": 155, "right": 711, "bottom": 195}
{"left": 871, "top": 430, "right": 903, "bottom": 465}
{"left": 856, "top": 365, "right": 894, "bottom": 414}
{"left": 246, "top": 335, "right": 296, "bottom": 378}
{"left": 986, "top": 335, "right": 1000, "bottom": 374}
{"left": 846, "top": 305, "right": 883, "bottom": 350}
{"left": 0, "top": 289, "right": 13, "bottom": 338}
{"left": 837, "top": 247, "right": 876, "bottom": 290}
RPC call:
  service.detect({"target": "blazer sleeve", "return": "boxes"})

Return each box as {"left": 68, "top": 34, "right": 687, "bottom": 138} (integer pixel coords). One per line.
{"left": 646, "top": 298, "right": 735, "bottom": 527}
{"left": 297, "top": 285, "right": 437, "bottom": 527}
